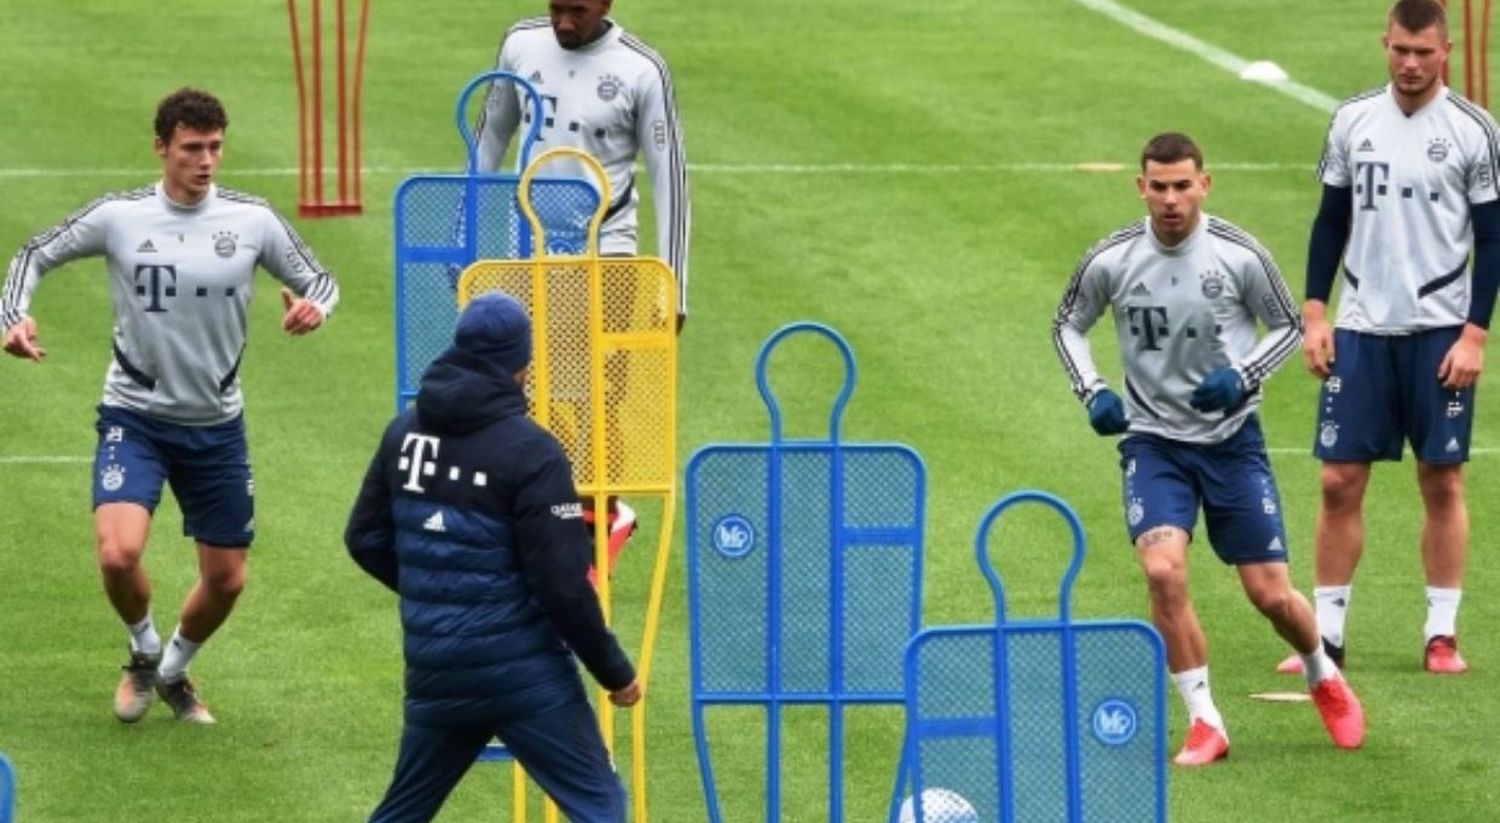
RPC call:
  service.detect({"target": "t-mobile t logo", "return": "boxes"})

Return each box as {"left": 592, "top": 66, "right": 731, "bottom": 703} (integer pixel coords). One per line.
{"left": 134, "top": 264, "right": 178, "bottom": 313}
{"left": 1354, "top": 161, "right": 1390, "bottom": 211}
{"left": 1125, "top": 305, "right": 1170, "bottom": 351}
{"left": 398, "top": 433, "right": 441, "bottom": 492}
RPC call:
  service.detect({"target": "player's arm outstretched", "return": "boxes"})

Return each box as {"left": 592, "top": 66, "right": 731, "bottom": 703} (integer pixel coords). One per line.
{"left": 1, "top": 197, "right": 113, "bottom": 361}
{"left": 1053, "top": 245, "right": 1126, "bottom": 435}
{"left": 258, "top": 208, "right": 340, "bottom": 336}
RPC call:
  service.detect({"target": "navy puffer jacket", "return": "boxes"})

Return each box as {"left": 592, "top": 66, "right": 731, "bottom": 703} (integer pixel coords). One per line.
{"left": 345, "top": 347, "right": 634, "bottom": 724}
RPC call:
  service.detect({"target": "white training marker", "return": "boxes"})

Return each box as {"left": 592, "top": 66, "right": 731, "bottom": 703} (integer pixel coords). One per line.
{"left": 1249, "top": 691, "right": 1312, "bottom": 703}
{"left": 1239, "top": 60, "right": 1290, "bottom": 84}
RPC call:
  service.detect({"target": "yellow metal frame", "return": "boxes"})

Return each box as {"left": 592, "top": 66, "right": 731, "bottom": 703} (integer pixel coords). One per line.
{"left": 457, "top": 146, "right": 678, "bottom": 822}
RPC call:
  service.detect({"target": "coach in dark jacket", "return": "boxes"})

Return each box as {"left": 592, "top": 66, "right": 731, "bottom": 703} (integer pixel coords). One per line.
{"left": 347, "top": 293, "right": 638, "bottom": 823}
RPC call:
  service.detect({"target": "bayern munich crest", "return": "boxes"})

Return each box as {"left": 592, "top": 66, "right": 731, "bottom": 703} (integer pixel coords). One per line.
{"left": 1319, "top": 421, "right": 1339, "bottom": 449}
{"left": 1427, "top": 138, "right": 1451, "bottom": 163}
{"left": 101, "top": 463, "right": 126, "bottom": 492}
{"left": 1127, "top": 497, "right": 1145, "bottom": 527}
{"left": 213, "top": 231, "right": 238, "bottom": 258}
{"left": 597, "top": 74, "right": 623, "bottom": 101}
{"left": 1199, "top": 269, "right": 1225, "bottom": 299}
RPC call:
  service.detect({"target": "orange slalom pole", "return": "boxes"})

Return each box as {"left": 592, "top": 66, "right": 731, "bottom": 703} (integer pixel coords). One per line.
{"left": 353, "top": 0, "right": 371, "bottom": 205}
{"left": 311, "top": 0, "right": 325, "bottom": 211}
{"left": 287, "top": 0, "right": 310, "bottom": 207}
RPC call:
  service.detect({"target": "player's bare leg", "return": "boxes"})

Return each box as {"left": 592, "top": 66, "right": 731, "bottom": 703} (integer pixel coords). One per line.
{"left": 96, "top": 503, "right": 154, "bottom": 624}
{"left": 1237, "top": 562, "right": 1317, "bottom": 653}
{"left": 1315, "top": 462, "right": 1371, "bottom": 586}
{"left": 1240, "top": 561, "right": 1363, "bottom": 748}
{"left": 96, "top": 503, "right": 162, "bottom": 722}
{"left": 1276, "top": 462, "right": 1368, "bottom": 675}
{"left": 1416, "top": 461, "right": 1469, "bottom": 673}
{"left": 178, "top": 544, "right": 247, "bottom": 642}
{"left": 155, "top": 544, "right": 247, "bottom": 724}
{"left": 1135, "top": 526, "right": 1226, "bottom": 766}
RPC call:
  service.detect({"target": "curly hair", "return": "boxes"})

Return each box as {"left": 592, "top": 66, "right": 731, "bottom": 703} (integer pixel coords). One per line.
{"left": 154, "top": 88, "right": 229, "bottom": 144}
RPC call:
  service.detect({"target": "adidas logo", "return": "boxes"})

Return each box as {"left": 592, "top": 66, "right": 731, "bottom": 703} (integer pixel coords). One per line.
{"left": 1130, "top": 282, "right": 1151, "bottom": 297}
{"left": 1268, "top": 536, "right": 1284, "bottom": 553}
{"left": 1357, "top": 139, "right": 1375, "bottom": 152}
{"left": 137, "top": 239, "right": 157, "bottom": 253}
{"left": 423, "top": 511, "right": 447, "bottom": 532}
{"left": 529, "top": 70, "right": 544, "bottom": 84}
{"left": 1446, "top": 437, "right": 1461, "bottom": 453}
{"left": 1334, "top": 598, "right": 1347, "bottom": 608}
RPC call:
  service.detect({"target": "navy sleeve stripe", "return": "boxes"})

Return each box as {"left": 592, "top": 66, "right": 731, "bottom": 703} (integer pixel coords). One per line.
{"left": 621, "top": 33, "right": 689, "bottom": 308}
{"left": 1447, "top": 95, "right": 1500, "bottom": 189}
{"left": 3, "top": 186, "right": 151, "bottom": 323}
{"left": 1207, "top": 220, "right": 1302, "bottom": 385}
{"left": 1053, "top": 223, "right": 1143, "bottom": 397}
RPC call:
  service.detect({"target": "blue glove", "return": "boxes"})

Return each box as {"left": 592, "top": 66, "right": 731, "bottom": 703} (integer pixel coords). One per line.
{"left": 1087, "top": 389, "right": 1129, "bottom": 435}
{"left": 1190, "top": 367, "right": 1246, "bottom": 413}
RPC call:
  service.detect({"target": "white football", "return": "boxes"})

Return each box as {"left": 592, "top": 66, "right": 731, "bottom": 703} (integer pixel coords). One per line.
{"left": 897, "top": 787, "right": 980, "bottom": 823}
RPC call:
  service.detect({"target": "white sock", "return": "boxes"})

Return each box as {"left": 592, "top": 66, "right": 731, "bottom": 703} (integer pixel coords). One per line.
{"left": 126, "top": 614, "right": 161, "bottom": 656}
{"left": 1424, "top": 587, "right": 1462, "bottom": 641}
{"left": 158, "top": 628, "right": 203, "bottom": 683}
{"left": 1300, "top": 646, "right": 1339, "bottom": 687}
{"left": 1314, "top": 585, "right": 1352, "bottom": 647}
{"left": 1171, "top": 666, "right": 1224, "bottom": 732}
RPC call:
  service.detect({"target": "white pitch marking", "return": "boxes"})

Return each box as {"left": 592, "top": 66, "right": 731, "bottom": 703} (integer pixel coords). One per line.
{"left": 1249, "top": 691, "right": 1312, "bottom": 703}
{"left": 0, "top": 455, "right": 92, "bottom": 465}
{"left": 1073, "top": 0, "right": 1340, "bottom": 113}
{"left": 0, "top": 161, "right": 1309, "bottom": 180}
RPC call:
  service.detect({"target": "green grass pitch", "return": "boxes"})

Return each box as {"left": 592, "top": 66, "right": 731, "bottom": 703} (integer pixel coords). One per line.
{"left": 0, "top": 0, "right": 1497, "bottom": 819}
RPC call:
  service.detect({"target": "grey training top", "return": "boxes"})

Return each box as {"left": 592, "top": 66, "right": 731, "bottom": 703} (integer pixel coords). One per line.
{"left": 2, "top": 182, "right": 339, "bottom": 424}
{"left": 1053, "top": 214, "right": 1303, "bottom": 445}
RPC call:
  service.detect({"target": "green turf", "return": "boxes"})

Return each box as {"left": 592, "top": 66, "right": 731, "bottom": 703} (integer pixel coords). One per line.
{"left": 1, "top": 0, "right": 1498, "bottom": 820}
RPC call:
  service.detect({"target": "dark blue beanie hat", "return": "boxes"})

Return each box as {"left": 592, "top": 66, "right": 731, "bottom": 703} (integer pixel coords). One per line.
{"left": 454, "top": 293, "right": 532, "bottom": 373}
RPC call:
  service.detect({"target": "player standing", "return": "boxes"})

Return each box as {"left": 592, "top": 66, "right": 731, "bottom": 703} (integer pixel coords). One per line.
{"left": 1280, "top": 0, "right": 1500, "bottom": 676}
{"left": 476, "top": 0, "right": 690, "bottom": 575}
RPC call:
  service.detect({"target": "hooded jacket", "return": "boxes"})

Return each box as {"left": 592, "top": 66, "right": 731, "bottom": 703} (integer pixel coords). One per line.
{"left": 345, "top": 346, "right": 634, "bottom": 724}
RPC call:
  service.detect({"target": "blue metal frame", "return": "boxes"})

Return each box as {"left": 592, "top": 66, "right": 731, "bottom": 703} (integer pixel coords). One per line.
{"left": 896, "top": 491, "right": 1168, "bottom": 823}
{"left": 393, "top": 71, "right": 600, "bottom": 411}
{"left": 688, "top": 322, "right": 926, "bottom": 823}
{"left": 0, "top": 750, "right": 14, "bottom": 823}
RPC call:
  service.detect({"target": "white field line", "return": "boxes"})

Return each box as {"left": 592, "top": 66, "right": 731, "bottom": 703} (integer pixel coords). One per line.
{"left": 0, "top": 161, "right": 1308, "bottom": 180}
{"left": 3, "top": 4, "right": 1334, "bottom": 182}
{"left": 1073, "top": 0, "right": 1340, "bottom": 114}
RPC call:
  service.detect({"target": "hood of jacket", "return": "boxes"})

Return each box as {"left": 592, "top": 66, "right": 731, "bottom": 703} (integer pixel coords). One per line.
{"left": 414, "top": 346, "right": 528, "bottom": 435}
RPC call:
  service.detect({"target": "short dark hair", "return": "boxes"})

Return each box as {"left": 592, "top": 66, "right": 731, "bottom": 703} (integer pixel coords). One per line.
{"left": 1389, "top": 0, "right": 1447, "bottom": 35}
{"left": 154, "top": 88, "right": 229, "bottom": 144}
{"left": 1140, "top": 132, "right": 1203, "bottom": 171}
